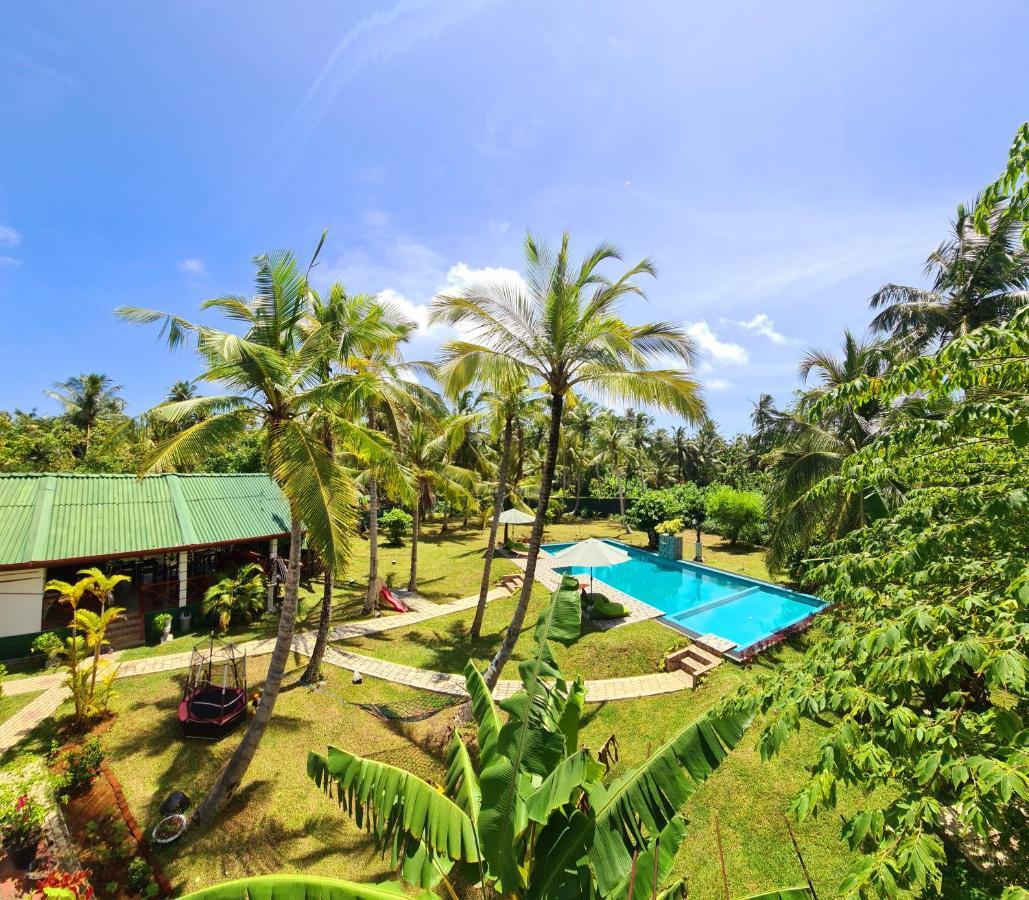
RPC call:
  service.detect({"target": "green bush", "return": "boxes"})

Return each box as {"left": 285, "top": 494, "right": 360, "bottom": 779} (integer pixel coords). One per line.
{"left": 379, "top": 507, "right": 413, "bottom": 546}
{"left": 151, "top": 613, "right": 173, "bottom": 640}
{"left": 705, "top": 484, "right": 764, "bottom": 545}
{"left": 128, "top": 856, "right": 154, "bottom": 895}
{"left": 63, "top": 737, "right": 105, "bottom": 792}
{"left": 624, "top": 484, "right": 706, "bottom": 549}
{"left": 31, "top": 631, "right": 64, "bottom": 659}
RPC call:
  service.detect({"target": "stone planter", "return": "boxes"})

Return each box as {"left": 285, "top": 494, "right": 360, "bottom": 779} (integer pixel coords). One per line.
{"left": 658, "top": 533, "right": 683, "bottom": 561}
{"left": 178, "top": 609, "right": 192, "bottom": 633}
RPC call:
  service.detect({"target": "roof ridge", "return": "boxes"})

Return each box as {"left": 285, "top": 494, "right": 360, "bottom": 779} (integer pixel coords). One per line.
{"left": 0, "top": 472, "right": 269, "bottom": 480}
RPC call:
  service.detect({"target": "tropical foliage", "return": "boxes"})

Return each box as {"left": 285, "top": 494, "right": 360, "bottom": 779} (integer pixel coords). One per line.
{"left": 308, "top": 576, "right": 763, "bottom": 898}
{"left": 705, "top": 485, "right": 764, "bottom": 546}
{"left": 745, "top": 309, "right": 1029, "bottom": 897}
{"left": 201, "top": 563, "right": 267, "bottom": 633}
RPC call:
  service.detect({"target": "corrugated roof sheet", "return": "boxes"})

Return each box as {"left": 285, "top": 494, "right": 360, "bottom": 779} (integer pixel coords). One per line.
{"left": 0, "top": 473, "right": 290, "bottom": 568}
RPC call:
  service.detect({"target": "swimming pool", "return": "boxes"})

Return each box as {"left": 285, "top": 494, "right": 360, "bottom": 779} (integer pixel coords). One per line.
{"left": 543, "top": 539, "right": 825, "bottom": 656}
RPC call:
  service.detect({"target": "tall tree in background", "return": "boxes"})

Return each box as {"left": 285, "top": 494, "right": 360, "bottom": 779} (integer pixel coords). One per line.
{"left": 431, "top": 231, "right": 703, "bottom": 688}
{"left": 764, "top": 331, "right": 891, "bottom": 572}
{"left": 117, "top": 241, "right": 364, "bottom": 823}
{"left": 46, "top": 373, "right": 125, "bottom": 455}
{"left": 298, "top": 285, "right": 415, "bottom": 682}
{"left": 869, "top": 198, "right": 1029, "bottom": 353}
{"left": 590, "top": 414, "right": 632, "bottom": 515}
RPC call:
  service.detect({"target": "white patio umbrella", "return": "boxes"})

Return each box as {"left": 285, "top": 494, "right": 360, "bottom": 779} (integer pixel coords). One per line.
{"left": 497, "top": 507, "right": 535, "bottom": 544}
{"left": 550, "top": 538, "right": 630, "bottom": 597}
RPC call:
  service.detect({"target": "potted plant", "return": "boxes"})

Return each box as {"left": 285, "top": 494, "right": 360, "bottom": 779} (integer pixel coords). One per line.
{"left": 152, "top": 613, "right": 173, "bottom": 644}
{"left": 0, "top": 784, "right": 47, "bottom": 869}
{"left": 655, "top": 517, "right": 684, "bottom": 560}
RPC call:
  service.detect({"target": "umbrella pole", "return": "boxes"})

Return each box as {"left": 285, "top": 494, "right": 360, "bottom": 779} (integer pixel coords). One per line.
{"left": 590, "top": 568, "right": 594, "bottom": 599}
{"left": 504, "top": 524, "right": 509, "bottom": 544}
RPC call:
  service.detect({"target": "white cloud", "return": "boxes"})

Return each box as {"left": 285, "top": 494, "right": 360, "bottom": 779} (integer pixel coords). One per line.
{"left": 362, "top": 209, "right": 391, "bottom": 228}
{"left": 686, "top": 321, "right": 749, "bottom": 365}
{"left": 0, "top": 255, "right": 20, "bottom": 268}
{"left": 487, "top": 220, "right": 510, "bottom": 236}
{"left": 706, "top": 378, "right": 733, "bottom": 391}
{"left": 179, "top": 258, "right": 205, "bottom": 275}
{"left": 0, "top": 225, "right": 21, "bottom": 247}
{"left": 732, "top": 312, "right": 795, "bottom": 345}
{"left": 376, "top": 287, "right": 433, "bottom": 333}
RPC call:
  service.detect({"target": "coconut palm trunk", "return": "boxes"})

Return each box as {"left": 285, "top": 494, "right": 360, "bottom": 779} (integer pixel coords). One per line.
{"left": 364, "top": 477, "right": 379, "bottom": 613}
{"left": 300, "top": 571, "right": 332, "bottom": 684}
{"left": 194, "top": 510, "right": 303, "bottom": 824}
{"left": 302, "top": 430, "right": 335, "bottom": 684}
{"left": 482, "top": 393, "right": 563, "bottom": 689}
{"left": 470, "top": 411, "right": 513, "bottom": 639}
{"left": 408, "top": 494, "right": 420, "bottom": 591}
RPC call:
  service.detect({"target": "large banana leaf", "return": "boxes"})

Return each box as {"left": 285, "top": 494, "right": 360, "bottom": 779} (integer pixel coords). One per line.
{"left": 558, "top": 675, "right": 586, "bottom": 756}
{"left": 445, "top": 732, "right": 482, "bottom": 825}
{"left": 532, "top": 577, "right": 582, "bottom": 645}
{"left": 463, "top": 659, "right": 502, "bottom": 765}
{"left": 524, "top": 748, "right": 604, "bottom": 824}
{"left": 587, "top": 708, "right": 754, "bottom": 896}
{"left": 524, "top": 808, "right": 596, "bottom": 900}
{"left": 478, "top": 583, "right": 582, "bottom": 894}
{"left": 307, "top": 746, "right": 478, "bottom": 888}
{"left": 179, "top": 874, "right": 420, "bottom": 900}
{"left": 607, "top": 815, "right": 688, "bottom": 900}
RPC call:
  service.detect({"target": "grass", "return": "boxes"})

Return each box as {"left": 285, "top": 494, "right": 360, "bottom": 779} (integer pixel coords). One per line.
{"left": 0, "top": 689, "right": 42, "bottom": 725}
{"left": 100, "top": 655, "right": 454, "bottom": 894}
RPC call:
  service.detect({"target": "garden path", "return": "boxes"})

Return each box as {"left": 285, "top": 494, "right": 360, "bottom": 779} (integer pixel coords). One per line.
{"left": 1, "top": 580, "right": 691, "bottom": 751}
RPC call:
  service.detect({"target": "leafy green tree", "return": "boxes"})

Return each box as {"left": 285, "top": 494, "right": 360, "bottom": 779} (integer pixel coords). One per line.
{"left": 682, "top": 420, "right": 727, "bottom": 485}
{"left": 307, "top": 576, "right": 758, "bottom": 898}
{"left": 46, "top": 373, "right": 125, "bottom": 455}
{"left": 705, "top": 484, "right": 764, "bottom": 545}
{"left": 117, "top": 240, "right": 366, "bottom": 823}
{"left": 431, "top": 231, "right": 703, "bottom": 688}
{"left": 378, "top": 507, "right": 412, "bottom": 547}
{"left": 0, "top": 411, "right": 80, "bottom": 471}
{"left": 624, "top": 484, "right": 706, "bottom": 549}
{"left": 747, "top": 310, "right": 1029, "bottom": 897}
{"left": 975, "top": 120, "right": 1029, "bottom": 248}
{"left": 590, "top": 413, "right": 632, "bottom": 515}
{"left": 201, "top": 563, "right": 266, "bottom": 632}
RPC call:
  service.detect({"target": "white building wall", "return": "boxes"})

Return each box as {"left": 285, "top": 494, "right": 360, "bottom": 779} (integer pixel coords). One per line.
{"left": 0, "top": 569, "right": 45, "bottom": 638}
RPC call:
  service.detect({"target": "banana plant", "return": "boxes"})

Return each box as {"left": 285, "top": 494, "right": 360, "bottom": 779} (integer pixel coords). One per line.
{"left": 308, "top": 574, "right": 761, "bottom": 898}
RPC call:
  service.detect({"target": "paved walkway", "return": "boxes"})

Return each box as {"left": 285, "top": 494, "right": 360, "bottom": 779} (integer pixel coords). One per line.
{"left": 1, "top": 575, "right": 691, "bottom": 751}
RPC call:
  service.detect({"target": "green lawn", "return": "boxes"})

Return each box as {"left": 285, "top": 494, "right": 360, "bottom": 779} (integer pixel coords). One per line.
{"left": 0, "top": 689, "right": 42, "bottom": 724}
{"left": 101, "top": 656, "right": 454, "bottom": 894}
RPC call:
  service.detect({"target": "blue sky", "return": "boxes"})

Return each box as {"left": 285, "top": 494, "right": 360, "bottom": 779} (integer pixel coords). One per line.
{"left": 1, "top": 0, "right": 1026, "bottom": 434}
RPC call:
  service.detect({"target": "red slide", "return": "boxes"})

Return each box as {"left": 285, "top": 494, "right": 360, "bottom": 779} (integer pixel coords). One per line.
{"left": 378, "top": 585, "right": 410, "bottom": 613}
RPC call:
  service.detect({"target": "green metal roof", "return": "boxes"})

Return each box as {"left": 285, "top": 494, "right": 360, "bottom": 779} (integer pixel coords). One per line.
{"left": 0, "top": 473, "right": 290, "bottom": 569}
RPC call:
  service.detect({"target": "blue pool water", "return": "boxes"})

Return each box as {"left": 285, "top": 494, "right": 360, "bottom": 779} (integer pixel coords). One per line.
{"left": 544, "top": 540, "right": 825, "bottom": 653}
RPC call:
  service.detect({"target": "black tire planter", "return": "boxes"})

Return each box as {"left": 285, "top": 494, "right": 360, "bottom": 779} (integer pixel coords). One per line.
{"left": 9, "top": 840, "right": 38, "bottom": 870}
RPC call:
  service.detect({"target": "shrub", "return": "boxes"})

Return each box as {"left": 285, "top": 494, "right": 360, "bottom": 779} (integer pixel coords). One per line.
{"left": 31, "top": 632, "right": 64, "bottom": 660}
{"left": 0, "top": 779, "right": 47, "bottom": 849}
{"left": 151, "top": 613, "right": 172, "bottom": 640}
{"left": 201, "top": 563, "right": 265, "bottom": 633}
{"left": 379, "top": 508, "right": 413, "bottom": 546}
{"left": 705, "top": 484, "right": 764, "bottom": 545}
{"left": 654, "top": 518, "right": 683, "bottom": 536}
{"left": 0, "top": 662, "right": 5, "bottom": 700}
{"left": 63, "top": 738, "right": 105, "bottom": 792}
{"left": 624, "top": 484, "right": 706, "bottom": 549}
{"left": 127, "top": 856, "right": 153, "bottom": 895}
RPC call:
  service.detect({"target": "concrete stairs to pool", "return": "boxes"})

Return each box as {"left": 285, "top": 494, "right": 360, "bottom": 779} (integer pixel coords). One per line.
{"left": 665, "top": 642, "right": 723, "bottom": 688}
{"left": 497, "top": 573, "right": 524, "bottom": 593}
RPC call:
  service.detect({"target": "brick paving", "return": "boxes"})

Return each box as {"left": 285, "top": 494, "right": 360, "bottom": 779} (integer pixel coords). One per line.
{"left": 1, "top": 572, "right": 692, "bottom": 752}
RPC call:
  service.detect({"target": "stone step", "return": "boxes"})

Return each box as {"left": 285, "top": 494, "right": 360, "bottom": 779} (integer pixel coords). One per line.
{"left": 684, "top": 643, "right": 722, "bottom": 667}
{"left": 105, "top": 613, "right": 145, "bottom": 649}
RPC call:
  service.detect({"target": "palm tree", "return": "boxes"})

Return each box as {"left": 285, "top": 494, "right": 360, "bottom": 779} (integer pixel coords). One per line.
{"left": 750, "top": 393, "right": 777, "bottom": 456}
{"left": 430, "top": 231, "right": 703, "bottom": 688}
{"left": 46, "top": 373, "right": 125, "bottom": 454}
{"left": 683, "top": 419, "right": 726, "bottom": 485}
{"left": 870, "top": 198, "right": 1029, "bottom": 353}
{"left": 765, "top": 331, "right": 892, "bottom": 571}
{"left": 670, "top": 425, "right": 689, "bottom": 481}
{"left": 590, "top": 414, "right": 632, "bottom": 515}
{"left": 402, "top": 418, "right": 477, "bottom": 591}
{"left": 297, "top": 285, "right": 416, "bottom": 681}
{"left": 117, "top": 240, "right": 364, "bottom": 823}
{"left": 202, "top": 563, "right": 266, "bottom": 633}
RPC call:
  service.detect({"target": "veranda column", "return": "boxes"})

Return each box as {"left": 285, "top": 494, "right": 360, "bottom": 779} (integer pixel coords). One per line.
{"left": 177, "top": 551, "right": 188, "bottom": 606}
{"left": 267, "top": 538, "right": 279, "bottom": 611}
